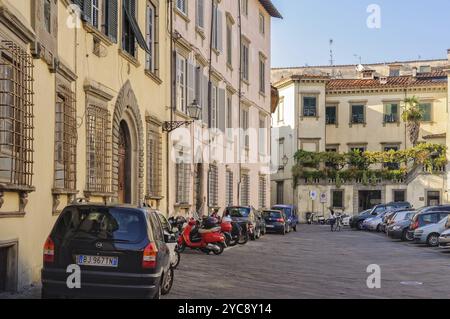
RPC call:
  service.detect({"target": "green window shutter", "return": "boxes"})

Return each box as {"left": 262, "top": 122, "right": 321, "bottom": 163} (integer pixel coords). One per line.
{"left": 105, "top": 0, "right": 118, "bottom": 42}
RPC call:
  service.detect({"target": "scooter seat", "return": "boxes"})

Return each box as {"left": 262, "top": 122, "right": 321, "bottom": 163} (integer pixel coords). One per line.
{"left": 198, "top": 227, "right": 221, "bottom": 234}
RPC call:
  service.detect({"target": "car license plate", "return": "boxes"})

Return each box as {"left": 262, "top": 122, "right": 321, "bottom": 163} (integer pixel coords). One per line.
{"left": 266, "top": 225, "right": 274, "bottom": 228}
{"left": 76, "top": 255, "right": 118, "bottom": 268}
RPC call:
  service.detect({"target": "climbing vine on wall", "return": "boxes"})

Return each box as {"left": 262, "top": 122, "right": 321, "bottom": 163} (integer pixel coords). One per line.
{"left": 292, "top": 143, "right": 447, "bottom": 188}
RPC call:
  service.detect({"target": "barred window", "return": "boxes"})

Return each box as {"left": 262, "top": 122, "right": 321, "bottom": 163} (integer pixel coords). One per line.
{"left": 208, "top": 164, "right": 218, "bottom": 207}
{"left": 54, "top": 85, "right": 77, "bottom": 190}
{"left": 0, "top": 41, "right": 34, "bottom": 187}
{"left": 240, "top": 173, "right": 250, "bottom": 206}
{"left": 258, "top": 175, "right": 267, "bottom": 209}
{"left": 225, "top": 170, "right": 233, "bottom": 207}
{"left": 86, "top": 105, "right": 111, "bottom": 193}
{"left": 176, "top": 162, "right": 190, "bottom": 205}
{"left": 146, "top": 121, "right": 162, "bottom": 198}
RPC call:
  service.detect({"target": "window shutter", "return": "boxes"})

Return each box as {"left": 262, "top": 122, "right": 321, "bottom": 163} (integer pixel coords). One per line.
{"left": 106, "top": 0, "right": 118, "bottom": 42}
{"left": 218, "top": 88, "right": 226, "bottom": 133}
{"left": 196, "top": 0, "right": 204, "bottom": 28}
{"left": 202, "top": 75, "right": 209, "bottom": 126}
{"left": 187, "top": 61, "right": 195, "bottom": 109}
{"left": 217, "top": 10, "right": 223, "bottom": 53}
{"left": 82, "top": 0, "right": 92, "bottom": 23}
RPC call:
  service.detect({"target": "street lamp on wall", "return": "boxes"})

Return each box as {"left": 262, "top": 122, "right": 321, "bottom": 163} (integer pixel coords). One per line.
{"left": 163, "top": 99, "right": 201, "bottom": 133}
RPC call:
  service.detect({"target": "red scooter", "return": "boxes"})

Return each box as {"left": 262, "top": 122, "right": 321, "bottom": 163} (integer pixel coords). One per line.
{"left": 177, "top": 218, "right": 226, "bottom": 255}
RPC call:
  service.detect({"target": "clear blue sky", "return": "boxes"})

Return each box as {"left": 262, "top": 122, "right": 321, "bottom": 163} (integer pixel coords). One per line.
{"left": 270, "top": 0, "right": 450, "bottom": 67}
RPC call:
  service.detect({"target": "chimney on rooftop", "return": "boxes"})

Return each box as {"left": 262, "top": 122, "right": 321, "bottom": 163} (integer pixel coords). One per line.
{"left": 412, "top": 67, "right": 418, "bottom": 77}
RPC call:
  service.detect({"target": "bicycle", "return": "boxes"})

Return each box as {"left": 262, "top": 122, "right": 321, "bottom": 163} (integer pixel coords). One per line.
{"left": 333, "top": 215, "right": 344, "bottom": 232}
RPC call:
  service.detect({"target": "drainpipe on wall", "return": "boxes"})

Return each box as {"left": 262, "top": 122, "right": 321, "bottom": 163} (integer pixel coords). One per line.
{"left": 166, "top": 0, "right": 174, "bottom": 216}
{"left": 237, "top": 0, "right": 243, "bottom": 205}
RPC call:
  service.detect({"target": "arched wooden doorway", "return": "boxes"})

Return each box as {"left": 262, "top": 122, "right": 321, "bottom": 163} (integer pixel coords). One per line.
{"left": 118, "top": 121, "right": 132, "bottom": 204}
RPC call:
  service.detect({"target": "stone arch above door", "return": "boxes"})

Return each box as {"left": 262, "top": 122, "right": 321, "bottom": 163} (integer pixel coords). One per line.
{"left": 112, "top": 81, "right": 144, "bottom": 204}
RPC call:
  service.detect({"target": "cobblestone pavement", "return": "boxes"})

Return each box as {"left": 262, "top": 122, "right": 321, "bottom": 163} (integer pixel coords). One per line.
{"left": 166, "top": 225, "right": 450, "bottom": 299}
{"left": 3, "top": 225, "right": 450, "bottom": 299}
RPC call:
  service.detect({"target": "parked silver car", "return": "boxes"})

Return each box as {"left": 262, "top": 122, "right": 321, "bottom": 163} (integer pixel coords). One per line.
{"left": 438, "top": 219, "right": 450, "bottom": 249}
{"left": 414, "top": 215, "right": 449, "bottom": 247}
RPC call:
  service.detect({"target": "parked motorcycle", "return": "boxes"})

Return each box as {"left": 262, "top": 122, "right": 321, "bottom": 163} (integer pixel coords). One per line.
{"left": 220, "top": 218, "right": 249, "bottom": 246}
{"left": 177, "top": 218, "right": 226, "bottom": 255}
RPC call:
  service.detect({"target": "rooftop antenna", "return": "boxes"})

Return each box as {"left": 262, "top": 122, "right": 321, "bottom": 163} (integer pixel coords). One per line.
{"left": 354, "top": 54, "right": 362, "bottom": 65}
{"left": 329, "top": 39, "right": 335, "bottom": 77}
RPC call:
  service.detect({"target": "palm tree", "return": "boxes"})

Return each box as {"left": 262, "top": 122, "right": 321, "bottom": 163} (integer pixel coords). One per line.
{"left": 402, "top": 96, "right": 423, "bottom": 146}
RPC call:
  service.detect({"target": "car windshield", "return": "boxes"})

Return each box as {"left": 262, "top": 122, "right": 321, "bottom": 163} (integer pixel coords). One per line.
{"left": 227, "top": 207, "right": 250, "bottom": 218}
{"left": 373, "top": 206, "right": 385, "bottom": 213}
{"left": 264, "top": 211, "right": 282, "bottom": 219}
{"left": 272, "top": 207, "right": 292, "bottom": 217}
{"left": 54, "top": 207, "right": 146, "bottom": 243}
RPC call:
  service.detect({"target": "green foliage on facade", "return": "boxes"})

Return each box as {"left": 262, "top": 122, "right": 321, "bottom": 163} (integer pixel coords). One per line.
{"left": 292, "top": 143, "right": 447, "bottom": 188}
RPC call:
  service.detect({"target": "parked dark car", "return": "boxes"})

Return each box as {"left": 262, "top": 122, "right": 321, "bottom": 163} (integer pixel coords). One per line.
{"left": 225, "top": 206, "right": 264, "bottom": 240}
{"left": 271, "top": 205, "right": 299, "bottom": 232}
{"left": 350, "top": 202, "right": 411, "bottom": 230}
{"left": 387, "top": 210, "right": 416, "bottom": 241}
{"left": 408, "top": 210, "right": 450, "bottom": 239}
{"left": 41, "top": 204, "right": 175, "bottom": 299}
{"left": 262, "top": 210, "right": 289, "bottom": 235}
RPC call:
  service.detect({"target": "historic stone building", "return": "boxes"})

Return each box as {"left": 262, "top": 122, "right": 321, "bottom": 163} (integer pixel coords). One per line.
{"left": 271, "top": 55, "right": 450, "bottom": 220}
{"left": 168, "top": 0, "right": 281, "bottom": 217}
{"left": 0, "top": 0, "right": 171, "bottom": 292}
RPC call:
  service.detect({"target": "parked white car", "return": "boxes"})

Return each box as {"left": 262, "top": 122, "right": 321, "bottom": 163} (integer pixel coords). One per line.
{"left": 414, "top": 216, "right": 449, "bottom": 247}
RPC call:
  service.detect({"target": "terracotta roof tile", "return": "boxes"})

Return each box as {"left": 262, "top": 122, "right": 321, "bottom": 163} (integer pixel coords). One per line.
{"left": 327, "top": 72, "right": 447, "bottom": 90}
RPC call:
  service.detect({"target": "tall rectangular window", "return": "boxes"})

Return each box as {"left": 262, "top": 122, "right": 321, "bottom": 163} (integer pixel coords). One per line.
{"left": 384, "top": 103, "right": 399, "bottom": 123}
{"left": 351, "top": 104, "right": 365, "bottom": 124}
{"left": 44, "top": 0, "right": 52, "bottom": 33}
{"left": 226, "top": 170, "right": 233, "bottom": 206}
{"left": 278, "top": 138, "right": 285, "bottom": 169}
{"left": 211, "top": 84, "right": 218, "bottom": 128}
{"left": 196, "top": 0, "right": 204, "bottom": 28}
{"left": 259, "top": 116, "right": 266, "bottom": 156}
{"left": 259, "top": 12, "right": 265, "bottom": 35}
{"left": 176, "top": 162, "right": 190, "bottom": 205}
{"left": 259, "top": 57, "right": 266, "bottom": 94}
{"left": 241, "top": 42, "right": 249, "bottom": 81}
{"left": 92, "top": 0, "right": 100, "bottom": 29}
{"left": 226, "top": 94, "right": 233, "bottom": 139}
{"left": 226, "top": 20, "right": 232, "bottom": 66}
{"left": 303, "top": 96, "right": 317, "bottom": 117}
{"left": 147, "top": 121, "right": 162, "bottom": 198}
{"left": 86, "top": 105, "right": 111, "bottom": 193}
{"left": 258, "top": 175, "right": 267, "bottom": 209}
{"left": 276, "top": 181, "right": 284, "bottom": 204}
{"left": 212, "top": 2, "right": 222, "bottom": 52}
{"left": 419, "top": 103, "right": 432, "bottom": 122}
{"left": 208, "top": 164, "right": 218, "bottom": 207}
{"left": 241, "top": 0, "right": 248, "bottom": 16}
{"left": 240, "top": 173, "right": 250, "bottom": 206}
{"left": 277, "top": 99, "right": 284, "bottom": 123}
{"left": 54, "top": 85, "right": 77, "bottom": 191}
{"left": 176, "top": 0, "right": 187, "bottom": 15}
{"left": 122, "top": 0, "right": 137, "bottom": 57}
{"left": 0, "top": 41, "right": 34, "bottom": 186}
{"left": 146, "top": 1, "right": 156, "bottom": 73}
{"left": 176, "top": 53, "right": 187, "bottom": 112}
{"left": 241, "top": 108, "right": 249, "bottom": 149}
{"left": 332, "top": 190, "right": 344, "bottom": 209}
{"left": 326, "top": 105, "right": 337, "bottom": 125}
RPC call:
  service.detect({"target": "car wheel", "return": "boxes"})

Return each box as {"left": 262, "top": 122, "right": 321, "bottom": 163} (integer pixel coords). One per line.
{"left": 376, "top": 225, "right": 381, "bottom": 233}
{"left": 405, "top": 230, "right": 414, "bottom": 241}
{"left": 256, "top": 228, "right": 261, "bottom": 239}
{"left": 161, "top": 267, "right": 174, "bottom": 296}
{"left": 357, "top": 221, "right": 364, "bottom": 230}
{"left": 293, "top": 225, "right": 297, "bottom": 232}
{"left": 171, "top": 249, "right": 181, "bottom": 269}
{"left": 427, "top": 233, "right": 440, "bottom": 247}
{"left": 177, "top": 241, "right": 186, "bottom": 253}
